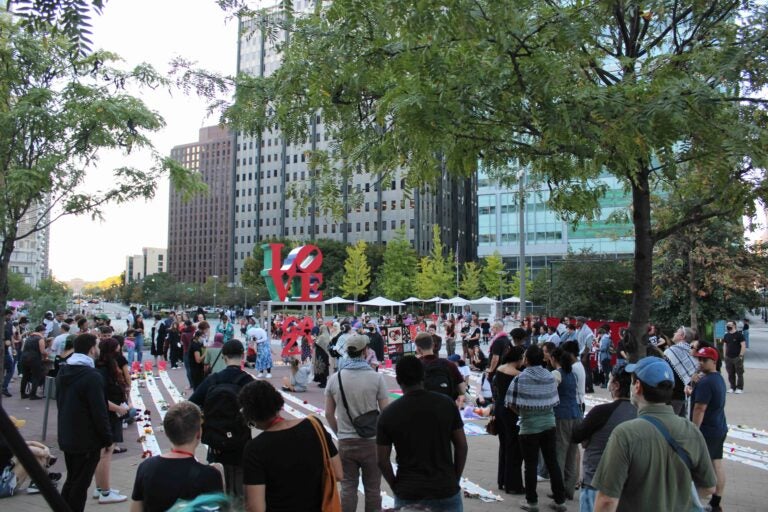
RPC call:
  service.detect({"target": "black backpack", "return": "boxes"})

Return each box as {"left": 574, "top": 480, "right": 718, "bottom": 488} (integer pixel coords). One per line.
{"left": 424, "top": 361, "right": 458, "bottom": 399}
{"left": 201, "top": 372, "right": 253, "bottom": 454}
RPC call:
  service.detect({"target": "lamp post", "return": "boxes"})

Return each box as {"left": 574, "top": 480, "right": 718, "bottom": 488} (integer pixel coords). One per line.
{"left": 496, "top": 270, "right": 507, "bottom": 320}
{"left": 212, "top": 275, "right": 218, "bottom": 314}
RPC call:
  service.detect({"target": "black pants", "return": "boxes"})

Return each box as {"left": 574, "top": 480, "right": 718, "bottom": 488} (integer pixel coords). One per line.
{"left": 582, "top": 353, "right": 594, "bottom": 392}
{"left": 496, "top": 408, "right": 524, "bottom": 493}
{"left": 20, "top": 354, "right": 44, "bottom": 397}
{"left": 62, "top": 449, "right": 102, "bottom": 512}
{"left": 169, "top": 343, "right": 182, "bottom": 368}
{"left": 519, "top": 428, "right": 566, "bottom": 505}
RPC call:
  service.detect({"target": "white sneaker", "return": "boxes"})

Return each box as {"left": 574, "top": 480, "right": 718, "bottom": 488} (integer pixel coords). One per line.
{"left": 735, "top": 389, "right": 743, "bottom": 394}
{"left": 727, "top": 389, "right": 734, "bottom": 393}
{"left": 93, "top": 488, "right": 120, "bottom": 499}
{"left": 98, "top": 490, "right": 127, "bottom": 504}
{"left": 257, "top": 372, "right": 264, "bottom": 378}
{"left": 266, "top": 373, "right": 272, "bottom": 378}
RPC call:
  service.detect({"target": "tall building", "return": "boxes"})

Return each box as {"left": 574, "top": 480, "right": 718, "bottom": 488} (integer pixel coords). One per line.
{"left": 125, "top": 247, "right": 168, "bottom": 283}
{"left": 168, "top": 126, "right": 235, "bottom": 283}
{"left": 232, "top": 1, "right": 476, "bottom": 280}
{"left": 6, "top": 199, "right": 50, "bottom": 287}
{"left": 477, "top": 170, "right": 634, "bottom": 275}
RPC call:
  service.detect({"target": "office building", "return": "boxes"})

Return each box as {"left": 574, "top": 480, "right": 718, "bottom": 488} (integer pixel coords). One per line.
{"left": 477, "top": 170, "right": 634, "bottom": 275}
{"left": 125, "top": 247, "right": 168, "bottom": 283}
{"left": 232, "top": 1, "right": 476, "bottom": 280}
{"left": 6, "top": 200, "right": 50, "bottom": 286}
{"left": 168, "top": 125, "right": 235, "bottom": 283}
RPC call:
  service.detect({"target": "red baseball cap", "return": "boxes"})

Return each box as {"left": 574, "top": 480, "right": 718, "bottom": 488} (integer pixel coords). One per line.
{"left": 695, "top": 347, "right": 719, "bottom": 362}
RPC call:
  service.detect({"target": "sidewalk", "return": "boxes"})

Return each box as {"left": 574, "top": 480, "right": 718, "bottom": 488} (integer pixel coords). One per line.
{"left": 2, "top": 342, "right": 768, "bottom": 511}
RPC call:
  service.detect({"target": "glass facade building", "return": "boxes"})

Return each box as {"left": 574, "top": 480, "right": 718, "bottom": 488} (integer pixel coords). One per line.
{"left": 477, "top": 170, "right": 634, "bottom": 274}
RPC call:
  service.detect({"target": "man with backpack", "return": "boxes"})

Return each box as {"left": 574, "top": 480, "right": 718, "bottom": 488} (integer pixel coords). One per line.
{"left": 189, "top": 339, "right": 254, "bottom": 497}
{"left": 414, "top": 332, "right": 465, "bottom": 406}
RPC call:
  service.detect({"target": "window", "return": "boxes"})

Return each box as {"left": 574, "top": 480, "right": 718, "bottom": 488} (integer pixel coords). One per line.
{"left": 356, "top": 222, "right": 361, "bottom": 232}
{"left": 365, "top": 222, "right": 370, "bottom": 231}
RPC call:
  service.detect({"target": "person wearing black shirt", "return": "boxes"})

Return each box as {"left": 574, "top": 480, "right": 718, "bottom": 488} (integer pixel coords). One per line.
{"left": 723, "top": 321, "right": 746, "bottom": 393}
{"left": 241, "top": 380, "right": 341, "bottom": 512}
{"left": 131, "top": 401, "right": 223, "bottom": 512}
{"left": 377, "top": 355, "right": 467, "bottom": 510}
{"left": 492, "top": 346, "right": 526, "bottom": 495}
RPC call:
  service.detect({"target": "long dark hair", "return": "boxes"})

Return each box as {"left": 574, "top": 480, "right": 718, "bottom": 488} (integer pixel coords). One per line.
{"left": 552, "top": 346, "right": 574, "bottom": 373}
{"left": 97, "top": 338, "right": 125, "bottom": 386}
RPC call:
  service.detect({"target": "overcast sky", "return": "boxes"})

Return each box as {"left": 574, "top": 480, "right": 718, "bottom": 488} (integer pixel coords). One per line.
{"left": 48, "top": 0, "right": 238, "bottom": 282}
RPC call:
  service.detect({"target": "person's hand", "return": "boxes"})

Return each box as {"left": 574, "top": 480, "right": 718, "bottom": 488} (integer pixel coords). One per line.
{"left": 116, "top": 404, "right": 129, "bottom": 417}
{"left": 684, "top": 385, "right": 693, "bottom": 397}
{"left": 690, "top": 372, "right": 702, "bottom": 384}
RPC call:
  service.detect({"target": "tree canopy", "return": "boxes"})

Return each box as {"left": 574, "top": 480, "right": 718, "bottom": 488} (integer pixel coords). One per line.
{"left": 208, "top": 0, "right": 768, "bottom": 358}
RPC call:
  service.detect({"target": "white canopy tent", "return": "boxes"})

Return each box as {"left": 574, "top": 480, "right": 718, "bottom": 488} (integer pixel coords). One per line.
{"left": 469, "top": 296, "right": 497, "bottom": 305}
{"left": 503, "top": 296, "right": 521, "bottom": 303}
{"left": 440, "top": 296, "right": 470, "bottom": 306}
{"left": 357, "top": 296, "right": 406, "bottom": 316}
{"left": 323, "top": 296, "right": 356, "bottom": 305}
{"left": 401, "top": 296, "right": 425, "bottom": 303}
{"left": 424, "top": 297, "right": 444, "bottom": 303}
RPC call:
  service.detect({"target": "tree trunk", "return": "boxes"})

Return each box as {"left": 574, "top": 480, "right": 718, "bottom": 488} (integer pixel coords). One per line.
{"left": 628, "top": 172, "right": 653, "bottom": 362}
{"left": 688, "top": 242, "right": 699, "bottom": 331}
{"left": 0, "top": 236, "right": 16, "bottom": 406}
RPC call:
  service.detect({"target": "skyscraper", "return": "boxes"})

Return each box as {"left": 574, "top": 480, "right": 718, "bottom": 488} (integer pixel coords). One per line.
{"left": 168, "top": 125, "right": 235, "bottom": 283}
{"left": 232, "top": 1, "right": 476, "bottom": 280}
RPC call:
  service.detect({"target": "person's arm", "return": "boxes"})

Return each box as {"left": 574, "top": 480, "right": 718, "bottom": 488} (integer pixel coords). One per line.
{"left": 194, "top": 348, "right": 204, "bottom": 364}
{"left": 740, "top": 339, "right": 746, "bottom": 357}
{"left": 244, "top": 484, "right": 266, "bottom": 512}
{"left": 593, "top": 492, "right": 619, "bottom": 512}
{"left": 487, "top": 354, "right": 500, "bottom": 375}
{"left": 129, "top": 500, "right": 143, "bottom": 512}
{"left": 451, "top": 427, "right": 468, "bottom": 480}
{"left": 691, "top": 402, "right": 708, "bottom": 428}
{"left": 376, "top": 444, "right": 397, "bottom": 488}
{"left": 330, "top": 453, "right": 343, "bottom": 480}
{"left": 572, "top": 402, "right": 614, "bottom": 444}
{"left": 324, "top": 395, "right": 338, "bottom": 434}
{"left": 38, "top": 337, "right": 48, "bottom": 358}
{"left": 377, "top": 397, "right": 389, "bottom": 412}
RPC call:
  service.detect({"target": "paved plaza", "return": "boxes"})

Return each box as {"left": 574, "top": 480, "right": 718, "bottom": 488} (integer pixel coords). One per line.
{"left": 3, "top": 312, "right": 768, "bottom": 511}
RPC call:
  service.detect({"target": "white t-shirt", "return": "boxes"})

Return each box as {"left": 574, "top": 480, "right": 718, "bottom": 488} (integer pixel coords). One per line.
{"left": 572, "top": 361, "right": 586, "bottom": 405}
{"left": 51, "top": 332, "right": 70, "bottom": 357}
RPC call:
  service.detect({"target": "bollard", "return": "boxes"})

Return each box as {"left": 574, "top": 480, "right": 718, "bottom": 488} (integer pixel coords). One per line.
{"left": 41, "top": 376, "right": 56, "bottom": 441}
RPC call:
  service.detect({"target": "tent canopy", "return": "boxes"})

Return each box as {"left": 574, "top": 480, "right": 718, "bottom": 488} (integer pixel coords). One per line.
{"left": 424, "top": 296, "right": 444, "bottom": 303}
{"left": 469, "top": 296, "right": 497, "bottom": 305}
{"left": 440, "top": 296, "right": 470, "bottom": 305}
{"left": 503, "top": 296, "right": 521, "bottom": 303}
{"left": 358, "top": 296, "right": 406, "bottom": 307}
{"left": 401, "top": 296, "right": 425, "bottom": 303}
{"left": 324, "top": 296, "right": 356, "bottom": 305}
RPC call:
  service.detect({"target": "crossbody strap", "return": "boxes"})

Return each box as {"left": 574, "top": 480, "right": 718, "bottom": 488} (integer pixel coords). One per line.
{"left": 337, "top": 370, "right": 357, "bottom": 424}
{"left": 210, "top": 349, "right": 223, "bottom": 370}
{"left": 639, "top": 415, "right": 694, "bottom": 471}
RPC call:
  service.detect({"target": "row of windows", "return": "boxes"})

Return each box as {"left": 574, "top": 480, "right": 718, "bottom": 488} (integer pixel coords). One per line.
{"left": 235, "top": 218, "right": 413, "bottom": 248}
{"left": 478, "top": 231, "right": 564, "bottom": 244}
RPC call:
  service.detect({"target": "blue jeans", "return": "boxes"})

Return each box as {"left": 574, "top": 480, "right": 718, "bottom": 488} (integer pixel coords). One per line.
{"left": 580, "top": 486, "right": 596, "bottom": 512}
{"left": 134, "top": 334, "right": 144, "bottom": 363}
{"left": 394, "top": 491, "right": 463, "bottom": 512}
{"left": 126, "top": 346, "right": 135, "bottom": 366}
{"left": 3, "top": 350, "right": 14, "bottom": 392}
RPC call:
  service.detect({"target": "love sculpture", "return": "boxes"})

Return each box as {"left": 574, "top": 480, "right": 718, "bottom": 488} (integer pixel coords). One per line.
{"left": 260, "top": 243, "right": 324, "bottom": 302}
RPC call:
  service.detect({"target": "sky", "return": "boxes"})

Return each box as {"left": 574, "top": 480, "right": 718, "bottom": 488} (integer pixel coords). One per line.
{"left": 48, "top": 0, "right": 238, "bottom": 282}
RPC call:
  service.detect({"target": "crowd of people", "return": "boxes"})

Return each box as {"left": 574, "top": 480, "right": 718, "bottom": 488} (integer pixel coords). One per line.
{"left": 0, "top": 305, "right": 752, "bottom": 512}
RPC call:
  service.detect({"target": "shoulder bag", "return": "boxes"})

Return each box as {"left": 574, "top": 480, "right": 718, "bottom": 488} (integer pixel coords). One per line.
{"left": 308, "top": 416, "right": 341, "bottom": 512}
{"left": 640, "top": 415, "right": 706, "bottom": 512}
{"left": 338, "top": 370, "right": 380, "bottom": 438}
{"left": 204, "top": 348, "right": 223, "bottom": 377}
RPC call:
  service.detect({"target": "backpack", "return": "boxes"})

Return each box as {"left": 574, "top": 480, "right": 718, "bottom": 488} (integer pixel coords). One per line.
{"left": 328, "top": 332, "right": 343, "bottom": 359}
{"left": 201, "top": 372, "right": 252, "bottom": 454}
{"left": 424, "top": 361, "right": 458, "bottom": 399}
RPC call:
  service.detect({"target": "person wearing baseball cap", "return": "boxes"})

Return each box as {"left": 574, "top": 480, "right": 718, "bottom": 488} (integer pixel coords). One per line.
{"left": 688, "top": 347, "right": 728, "bottom": 512}
{"left": 591, "top": 355, "right": 716, "bottom": 511}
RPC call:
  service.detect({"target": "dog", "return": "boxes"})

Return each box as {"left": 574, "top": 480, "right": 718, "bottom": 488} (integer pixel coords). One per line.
{"left": 11, "top": 441, "right": 58, "bottom": 489}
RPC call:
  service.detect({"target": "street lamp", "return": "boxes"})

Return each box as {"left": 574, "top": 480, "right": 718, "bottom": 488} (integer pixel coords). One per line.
{"left": 212, "top": 275, "right": 218, "bottom": 314}
{"left": 496, "top": 270, "right": 507, "bottom": 320}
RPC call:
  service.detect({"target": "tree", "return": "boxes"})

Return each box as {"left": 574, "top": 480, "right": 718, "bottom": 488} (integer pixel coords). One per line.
{"left": 428, "top": 225, "right": 455, "bottom": 297}
{"left": 7, "top": 271, "right": 34, "bottom": 302}
{"left": 341, "top": 239, "right": 371, "bottom": 301}
{"left": 481, "top": 252, "right": 514, "bottom": 299}
{"left": 376, "top": 229, "right": 418, "bottom": 300}
{"left": 28, "top": 278, "right": 71, "bottom": 321}
{"left": 549, "top": 253, "right": 634, "bottom": 321}
{"left": 211, "top": 0, "right": 768, "bottom": 359}
{"left": 413, "top": 257, "right": 437, "bottom": 299}
{"left": 458, "top": 261, "right": 482, "bottom": 299}
{"left": 653, "top": 218, "right": 762, "bottom": 331}
{"left": 0, "top": 18, "right": 202, "bottom": 399}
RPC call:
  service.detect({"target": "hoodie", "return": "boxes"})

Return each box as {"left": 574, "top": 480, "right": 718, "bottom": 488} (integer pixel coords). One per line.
{"left": 56, "top": 361, "right": 112, "bottom": 453}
